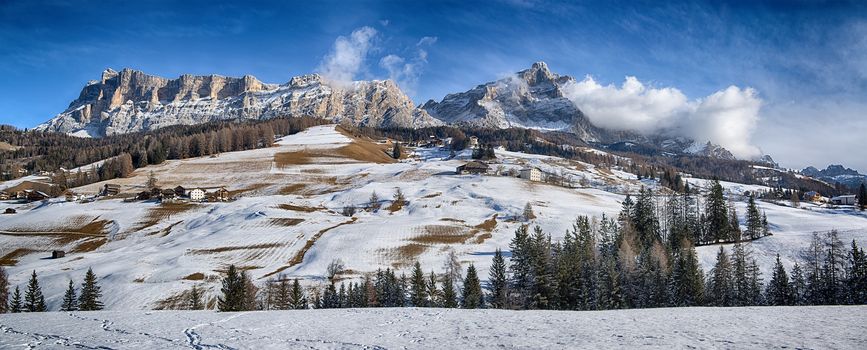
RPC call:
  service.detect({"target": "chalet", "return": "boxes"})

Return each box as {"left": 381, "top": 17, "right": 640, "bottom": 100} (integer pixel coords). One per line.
{"left": 519, "top": 167, "right": 543, "bottom": 182}
{"left": 0, "top": 191, "right": 8, "bottom": 200}
{"left": 210, "top": 187, "right": 230, "bottom": 202}
{"left": 831, "top": 195, "right": 857, "bottom": 205}
{"left": 188, "top": 188, "right": 206, "bottom": 202}
{"left": 102, "top": 184, "right": 121, "bottom": 196}
{"left": 51, "top": 250, "right": 65, "bottom": 259}
{"left": 4, "top": 208, "right": 15, "bottom": 214}
{"left": 803, "top": 191, "right": 822, "bottom": 202}
{"left": 26, "top": 190, "right": 49, "bottom": 202}
{"left": 174, "top": 186, "right": 186, "bottom": 197}
{"left": 456, "top": 161, "right": 489, "bottom": 175}
{"left": 137, "top": 191, "right": 153, "bottom": 201}
{"left": 160, "top": 189, "right": 177, "bottom": 202}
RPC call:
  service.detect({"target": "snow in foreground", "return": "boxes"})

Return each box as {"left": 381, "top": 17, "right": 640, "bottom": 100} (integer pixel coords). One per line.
{"left": 1, "top": 306, "right": 865, "bottom": 349}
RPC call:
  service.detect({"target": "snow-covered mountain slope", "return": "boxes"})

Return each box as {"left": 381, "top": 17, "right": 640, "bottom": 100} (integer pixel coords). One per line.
{"left": 1, "top": 125, "right": 865, "bottom": 310}
{"left": 2, "top": 306, "right": 865, "bottom": 349}
{"left": 802, "top": 164, "right": 867, "bottom": 188}
{"left": 421, "top": 62, "right": 608, "bottom": 140}
{"left": 35, "top": 69, "right": 441, "bottom": 137}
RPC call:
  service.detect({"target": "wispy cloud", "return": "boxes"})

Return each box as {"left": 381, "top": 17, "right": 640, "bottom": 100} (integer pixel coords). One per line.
{"left": 379, "top": 36, "right": 437, "bottom": 95}
{"left": 316, "top": 26, "right": 378, "bottom": 85}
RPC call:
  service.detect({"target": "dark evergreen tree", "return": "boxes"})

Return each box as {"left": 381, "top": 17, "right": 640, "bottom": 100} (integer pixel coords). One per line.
{"left": 392, "top": 141, "right": 402, "bottom": 159}
{"left": 188, "top": 285, "right": 203, "bottom": 310}
{"left": 508, "top": 225, "right": 532, "bottom": 308}
{"left": 289, "top": 278, "right": 308, "bottom": 309}
{"left": 426, "top": 271, "right": 440, "bottom": 307}
{"left": 670, "top": 242, "right": 704, "bottom": 306}
{"left": 821, "top": 230, "right": 846, "bottom": 304}
{"left": 410, "top": 261, "right": 427, "bottom": 307}
{"left": 705, "top": 179, "right": 730, "bottom": 243}
{"left": 708, "top": 247, "right": 734, "bottom": 306}
{"left": 765, "top": 255, "right": 792, "bottom": 305}
{"left": 441, "top": 274, "right": 458, "bottom": 308}
{"left": 488, "top": 248, "right": 508, "bottom": 309}
{"left": 0, "top": 267, "right": 7, "bottom": 314}
{"left": 10, "top": 286, "right": 22, "bottom": 313}
{"left": 218, "top": 265, "right": 246, "bottom": 311}
{"left": 78, "top": 268, "right": 103, "bottom": 311}
{"left": 461, "top": 264, "right": 484, "bottom": 309}
{"left": 272, "top": 275, "right": 291, "bottom": 310}
{"left": 858, "top": 183, "right": 866, "bottom": 211}
{"left": 61, "top": 280, "right": 78, "bottom": 311}
{"left": 24, "top": 270, "right": 46, "bottom": 312}
{"left": 789, "top": 262, "right": 807, "bottom": 305}
{"left": 847, "top": 240, "right": 867, "bottom": 304}
{"left": 745, "top": 194, "right": 762, "bottom": 240}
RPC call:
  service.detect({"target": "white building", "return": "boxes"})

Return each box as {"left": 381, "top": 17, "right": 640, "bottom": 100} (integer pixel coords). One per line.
{"left": 188, "top": 188, "right": 206, "bottom": 202}
{"left": 519, "top": 167, "right": 543, "bottom": 182}
{"left": 830, "top": 195, "right": 857, "bottom": 205}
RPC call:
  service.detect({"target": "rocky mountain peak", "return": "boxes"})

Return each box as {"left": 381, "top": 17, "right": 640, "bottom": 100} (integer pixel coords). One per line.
{"left": 517, "top": 61, "right": 557, "bottom": 86}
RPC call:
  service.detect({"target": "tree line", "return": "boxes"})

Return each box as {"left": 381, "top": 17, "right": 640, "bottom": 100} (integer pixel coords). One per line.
{"left": 0, "top": 267, "right": 103, "bottom": 313}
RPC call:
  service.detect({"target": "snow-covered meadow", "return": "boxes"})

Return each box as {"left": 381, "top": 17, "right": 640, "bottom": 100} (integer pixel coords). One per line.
{"left": 1, "top": 306, "right": 866, "bottom": 349}
{"left": 1, "top": 125, "right": 866, "bottom": 310}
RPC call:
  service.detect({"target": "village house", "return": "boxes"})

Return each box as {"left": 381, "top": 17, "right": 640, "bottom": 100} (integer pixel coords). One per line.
{"left": 519, "top": 167, "right": 543, "bottom": 182}
{"left": 208, "top": 187, "right": 230, "bottom": 202}
{"left": 188, "top": 188, "right": 206, "bottom": 202}
{"left": 456, "top": 161, "right": 490, "bottom": 175}
{"left": 174, "top": 186, "right": 186, "bottom": 198}
{"left": 51, "top": 250, "right": 65, "bottom": 259}
{"left": 468, "top": 136, "right": 479, "bottom": 149}
{"left": 830, "top": 194, "right": 857, "bottom": 205}
{"left": 803, "top": 191, "right": 822, "bottom": 202}
{"left": 160, "top": 189, "right": 177, "bottom": 202}
{"left": 0, "top": 191, "right": 9, "bottom": 200}
{"left": 25, "top": 190, "right": 49, "bottom": 202}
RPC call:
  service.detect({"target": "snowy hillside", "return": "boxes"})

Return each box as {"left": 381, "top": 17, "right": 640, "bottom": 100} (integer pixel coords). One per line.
{"left": 1, "top": 125, "right": 866, "bottom": 310}
{"left": 1, "top": 306, "right": 866, "bottom": 349}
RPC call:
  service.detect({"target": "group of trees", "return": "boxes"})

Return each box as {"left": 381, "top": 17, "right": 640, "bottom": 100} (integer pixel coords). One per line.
{"left": 0, "top": 117, "right": 328, "bottom": 185}
{"left": 0, "top": 267, "right": 102, "bottom": 313}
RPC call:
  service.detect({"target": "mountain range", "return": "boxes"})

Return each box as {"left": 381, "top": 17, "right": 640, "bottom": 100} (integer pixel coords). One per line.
{"left": 36, "top": 62, "right": 745, "bottom": 160}
{"left": 801, "top": 165, "right": 867, "bottom": 188}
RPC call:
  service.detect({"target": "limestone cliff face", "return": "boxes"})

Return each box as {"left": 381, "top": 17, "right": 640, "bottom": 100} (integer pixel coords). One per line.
{"left": 37, "top": 69, "right": 440, "bottom": 137}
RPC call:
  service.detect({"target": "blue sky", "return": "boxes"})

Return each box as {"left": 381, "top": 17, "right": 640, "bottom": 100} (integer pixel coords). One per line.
{"left": 0, "top": 0, "right": 865, "bottom": 172}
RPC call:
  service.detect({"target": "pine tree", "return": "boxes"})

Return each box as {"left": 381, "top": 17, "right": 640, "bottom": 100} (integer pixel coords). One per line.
{"left": 218, "top": 265, "right": 246, "bottom": 311}
{"left": 0, "top": 266, "right": 7, "bottom": 314}
{"left": 708, "top": 247, "right": 733, "bottom": 306}
{"left": 426, "top": 271, "right": 440, "bottom": 307}
{"left": 522, "top": 202, "right": 535, "bottom": 221}
{"left": 766, "top": 255, "right": 792, "bottom": 305}
{"left": 10, "top": 286, "right": 22, "bottom": 313}
{"left": 461, "top": 264, "right": 484, "bottom": 309}
{"left": 846, "top": 240, "right": 867, "bottom": 304}
{"left": 188, "top": 285, "right": 203, "bottom": 310}
{"left": 392, "top": 141, "right": 402, "bottom": 159}
{"left": 761, "top": 212, "right": 770, "bottom": 237}
{"left": 745, "top": 194, "right": 762, "bottom": 240}
{"left": 78, "top": 268, "right": 103, "bottom": 311}
{"left": 61, "top": 280, "right": 78, "bottom": 311}
{"left": 821, "top": 230, "right": 846, "bottom": 304}
{"left": 24, "top": 270, "right": 46, "bottom": 312}
{"left": 410, "top": 261, "right": 427, "bottom": 307}
{"left": 488, "top": 248, "right": 508, "bottom": 309}
{"left": 441, "top": 275, "right": 458, "bottom": 308}
{"left": 273, "top": 275, "right": 291, "bottom": 310}
{"left": 289, "top": 278, "right": 308, "bottom": 309}
{"left": 790, "top": 262, "right": 807, "bottom": 305}
{"left": 670, "top": 242, "right": 704, "bottom": 306}
{"left": 705, "top": 179, "right": 729, "bottom": 243}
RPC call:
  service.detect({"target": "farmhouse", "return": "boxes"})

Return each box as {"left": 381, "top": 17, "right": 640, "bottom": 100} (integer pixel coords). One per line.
{"left": 26, "top": 190, "right": 50, "bottom": 202}
{"left": 188, "top": 188, "right": 206, "bottom": 202}
{"left": 174, "top": 186, "right": 186, "bottom": 197}
{"left": 830, "top": 195, "right": 857, "bottom": 205}
{"left": 456, "top": 161, "right": 490, "bottom": 175}
{"left": 102, "top": 184, "right": 121, "bottom": 196}
{"left": 519, "top": 167, "right": 543, "bottom": 182}
{"left": 209, "top": 187, "right": 230, "bottom": 202}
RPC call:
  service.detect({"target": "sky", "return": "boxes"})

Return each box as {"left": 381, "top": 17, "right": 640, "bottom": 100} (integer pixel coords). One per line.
{"left": 0, "top": 0, "right": 865, "bottom": 172}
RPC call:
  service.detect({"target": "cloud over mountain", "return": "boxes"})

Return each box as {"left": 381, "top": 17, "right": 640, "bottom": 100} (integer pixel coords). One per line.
{"left": 317, "top": 26, "right": 378, "bottom": 84}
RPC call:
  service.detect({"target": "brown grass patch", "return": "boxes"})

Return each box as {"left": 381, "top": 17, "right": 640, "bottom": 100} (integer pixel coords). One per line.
{"left": 228, "top": 183, "right": 269, "bottom": 197}
{"left": 409, "top": 225, "right": 474, "bottom": 244}
{"left": 71, "top": 238, "right": 108, "bottom": 253}
{"left": 189, "top": 243, "right": 283, "bottom": 255}
{"left": 387, "top": 200, "right": 404, "bottom": 213}
{"left": 3, "top": 180, "right": 55, "bottom": 195}
{"left": 474, "top": 215, "right": 498, "bottom": 232}
{"left": 334, "top": 143, "right": 395, "bottom": 164}
{"left": 278, "top": 183, "right": 307, "bottom": 195}
{"left": 422, "top": 192, "right": 442, "bottom": 199}
{"left": 133, "top": 203, "right": 198, "bottom": 232}
{"left": 440, "top": 218, "right": 465, "bottom": 223}
{"left": 0, "top": 248, "right": 36, "bottom": 266}
{"left": 269, "top": 218, "right": 305, "bottom": 226}
{"left": 276, "top": 204, "right": 322, "bottom": 212}
{"left": 0, "top": 141, "right": 20, "bottom": 151}
{"left": 153, "top": 290, "right": 190, "bottom": 310}
{"left": 183, "top": 272, "right": 206, "bottom": 281}
{"left": 472, "top": 232, "right": 493, "bottom": 244}
{"left": 262, "top": 218, "right": 358, "bottom": 279}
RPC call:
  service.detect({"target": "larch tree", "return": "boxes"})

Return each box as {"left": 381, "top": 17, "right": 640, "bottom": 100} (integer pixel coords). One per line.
{"left": 0, "top": 266, "right": 8, "bottom": 313}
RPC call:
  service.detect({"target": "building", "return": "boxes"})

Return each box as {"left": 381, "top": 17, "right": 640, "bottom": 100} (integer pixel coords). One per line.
{"left": 468, "top": 136, "right": 479, "bottom": 149}
{"left": 519, "top": 167, "right": 543, "bottom": 182}
{"left": 188, "top": 188, "right": 206, "bottom": 202}
{"left": 0, "top": 191, "right": 9, "bottom": 200}
{"left": 830, "top": 195, "right": 857, "bottom": 205}
{"left": 160, "top": 189, "right": 177, "bottom": 202}
{"left": 210, "top": 187, "right": 230, "bottom": 202}
{"left": 4, "top": 208, "right": 16, "bottom": 214}
{"left": 174, "top": 186, "right": 186, "bottom": 198}
{"left": 803, "top": 191, "right": 822, "bottom": 202}
{"left": 102, "top": 184, "right": 121, "bottom": 196}
{"left": 26, "top": 190, "right": 49, "bottom": 202}
{"left": 456, "top": 161, "right": 490, "bottom": 175}
{"left": 51, "top": 250, "right": 65, "bottom": 259}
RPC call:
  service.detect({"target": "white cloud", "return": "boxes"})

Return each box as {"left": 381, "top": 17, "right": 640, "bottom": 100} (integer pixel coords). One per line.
{"left": 379, "top": 36, "right": 437, "bottom": 96}
{"left": 317, "top": 26, "right": 378, "bottom": 85}
{"left": 562, "top": 76, "right": 762, "bottom": 159}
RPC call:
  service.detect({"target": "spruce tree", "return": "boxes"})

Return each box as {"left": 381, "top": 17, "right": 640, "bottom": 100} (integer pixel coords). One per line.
{"left": 441, "top": 275, "right": 458, "bottom": 308}
{"left": 847, "top": 240, "right": 867, "bottom": 304}
{"left": 670, "top": 243, "right": 704, "bottom": 306}
{"left": 273, "top": 275, "right": 291, "bottom": 310}
{"left": 218, "top": 265, "right": 246, "bottom": 311}
{"left": 0, "top": 267, "right": 7, "bottom": 314}
{"left": 461, "top": 264, "right": 484, "bottom": 309}
{"left": 289, "top": 278, "right": 308, "bottom": 309}
{"left": 10, "top": 286, "right": 22, "bottom": 313}
{"left": 426, "top": 271, "right": 440, "bottom": 307}
{"left": 78, "top": 268, "right": 103, "bottom": 311}
{"left": 790, "top": 262, "right": 807, "bottom": 305}
{"left": 488, "top": 248, "right": 508, "bottom": 309}
{"left": 765, "top": 255, "right": 792, "bottom": 305}
{"left": 410, "top": 261, "right": 427, "bottom": 307}
{"left": 61, "top": 280, "right": 78, "bottom": 311}
{"left": 745, "top": 194, "right": 762, "bottom": 240}
{"left": 509, "top": 225, "right": 532, "bottom": 308}
{"left": 709, "top": 247, "right": 733, "bottom": 306}
{"left": 188, "top": 285, "right": 203, "bottom": 310}
{"left": 24, "top": 270, "right": 46, "bottom": 312}
{"left": 705, "top": 180, "right": 729, "bottom": 243}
